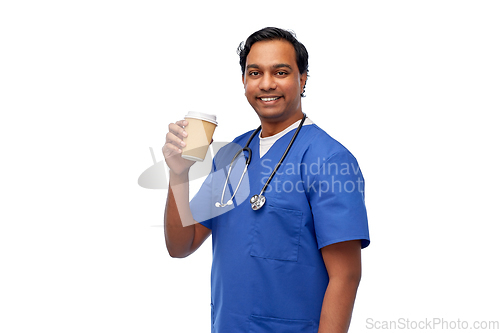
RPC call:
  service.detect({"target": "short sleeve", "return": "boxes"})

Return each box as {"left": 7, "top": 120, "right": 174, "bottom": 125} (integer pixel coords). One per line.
{"left": 307, "top": 151, "right": 370, "bottom": 249}
{"left": 190, "top": 172, "right": 215, "bottom": 230}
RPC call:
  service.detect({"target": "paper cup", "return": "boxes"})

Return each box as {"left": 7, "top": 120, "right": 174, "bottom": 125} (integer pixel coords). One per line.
{"left": 181, "top": 112, "right": 218, "bottom": 162}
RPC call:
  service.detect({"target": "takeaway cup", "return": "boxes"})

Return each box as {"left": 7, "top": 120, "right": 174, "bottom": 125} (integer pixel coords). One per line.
{"left": 181, "top": 112, "right": 218, "bottom": 162}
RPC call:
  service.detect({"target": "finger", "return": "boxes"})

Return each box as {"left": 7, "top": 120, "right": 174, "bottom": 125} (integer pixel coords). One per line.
{"left": 175, "top": 119, "right": 188, "bottom": 128}
{"left": 168, "top": 120, "right": 188, "bottom": 139}
{"left": 166, "top": 126, "right": 185, "bottom": 143}
{"left": 163, "top": 142, "right": 182, "bottom": 157}
{"left": 165, "top": 132, "right": 187, "bottom": 149}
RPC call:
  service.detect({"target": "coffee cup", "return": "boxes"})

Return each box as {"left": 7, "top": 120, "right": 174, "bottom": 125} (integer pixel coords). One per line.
{"left": 181, "top": 112, "right": 218, "bottom": 162}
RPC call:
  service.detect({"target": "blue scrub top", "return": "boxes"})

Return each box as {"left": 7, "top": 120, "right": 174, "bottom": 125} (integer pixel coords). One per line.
{"left": 190, "top": 124, "right": 370, "bottom": 333}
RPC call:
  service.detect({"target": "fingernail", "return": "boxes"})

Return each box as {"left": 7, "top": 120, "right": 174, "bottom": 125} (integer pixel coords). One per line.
{"left": 183, "top": 131, "right": 187, "bottom": 137}
{"left": 181, "top": 141, "right": 186, "bottom": 147}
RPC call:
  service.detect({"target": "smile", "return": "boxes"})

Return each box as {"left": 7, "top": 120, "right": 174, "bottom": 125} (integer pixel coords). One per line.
{"left": 260, "top": 97, "right": 280, "bottom": 101}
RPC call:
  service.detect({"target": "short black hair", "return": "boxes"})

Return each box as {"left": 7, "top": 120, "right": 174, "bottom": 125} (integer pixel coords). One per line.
{"left": 237, "top": 27, "right": 309, "bottom": 97}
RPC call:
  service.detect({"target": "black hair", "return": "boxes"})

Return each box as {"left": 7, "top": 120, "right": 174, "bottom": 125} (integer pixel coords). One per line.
{"left": 237, "top": 27, "right": 309, "bottom": 97}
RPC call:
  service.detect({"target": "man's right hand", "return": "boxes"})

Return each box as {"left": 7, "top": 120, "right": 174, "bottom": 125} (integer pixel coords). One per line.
{"left": 163, "top": 119, "right": 212, "bottom": 258}
{"left": 162, "top": 120, "right": 196, "bottom": 176}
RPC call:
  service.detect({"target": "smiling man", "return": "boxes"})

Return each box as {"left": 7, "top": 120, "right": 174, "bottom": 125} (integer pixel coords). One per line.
{"left": 242, "top": 39, "right": 307, "bottom": 136}
{"left": 163, "top": 27, "right": 370, "bottom": 333}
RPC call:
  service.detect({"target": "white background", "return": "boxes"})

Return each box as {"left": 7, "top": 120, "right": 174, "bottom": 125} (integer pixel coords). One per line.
{"left": 1, "top": 1, "right": 499, "bottom": 332}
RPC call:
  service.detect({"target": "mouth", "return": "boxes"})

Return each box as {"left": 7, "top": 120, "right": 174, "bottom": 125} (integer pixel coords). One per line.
{"left": 258, "top": 96, "right": 281, "bottom": 102}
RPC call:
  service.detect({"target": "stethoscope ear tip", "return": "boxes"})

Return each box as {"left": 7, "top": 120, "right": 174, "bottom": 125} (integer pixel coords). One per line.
{"left": 215, "top": 200, "right": 233, "bottom": 208}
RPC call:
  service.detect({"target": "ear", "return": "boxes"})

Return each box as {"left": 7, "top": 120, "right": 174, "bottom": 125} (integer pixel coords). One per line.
{"left": 300, "top": 72, "right": 307, "bottom": 93}
{"left": 242, "top": 74, "right": 245, "bottom": 85}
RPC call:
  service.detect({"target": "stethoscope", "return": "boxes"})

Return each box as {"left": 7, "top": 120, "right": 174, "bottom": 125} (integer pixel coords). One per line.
{"left": 215, "top": 113, "right": 307, "bottom": 211}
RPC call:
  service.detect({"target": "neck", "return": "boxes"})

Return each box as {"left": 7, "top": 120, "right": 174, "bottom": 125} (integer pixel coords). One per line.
{"left": 259, "top": 112, "right": 304, "bottom": 138}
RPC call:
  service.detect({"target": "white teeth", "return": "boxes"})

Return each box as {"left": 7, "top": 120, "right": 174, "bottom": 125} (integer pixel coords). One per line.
{"left": 261, "top": 97, "right": 279, "bottom": 101}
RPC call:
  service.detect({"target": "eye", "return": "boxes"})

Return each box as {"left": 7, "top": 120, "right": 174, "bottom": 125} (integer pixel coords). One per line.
{"left": 248, "top": 71, "right": 260, "bottom": 76}
{"left": 276, "top": 71, "right": 288, "bottom": 76}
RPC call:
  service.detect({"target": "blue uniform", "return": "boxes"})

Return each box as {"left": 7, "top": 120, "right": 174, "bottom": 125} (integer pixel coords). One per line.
{"left": 190, "top": 124, "right": 370, "bottom": 332}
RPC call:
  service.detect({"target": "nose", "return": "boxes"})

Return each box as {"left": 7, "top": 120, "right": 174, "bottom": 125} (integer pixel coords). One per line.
{"left": 258, "top": 72, "right": 277, "bottom": 91}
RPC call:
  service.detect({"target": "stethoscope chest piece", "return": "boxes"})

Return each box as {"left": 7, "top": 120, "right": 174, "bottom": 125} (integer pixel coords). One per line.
{"left": 250, "top": 194, "right": 266, "bottom": 211}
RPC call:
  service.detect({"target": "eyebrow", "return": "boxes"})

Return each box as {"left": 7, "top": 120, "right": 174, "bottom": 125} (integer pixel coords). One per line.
{"left": 246, "top": 63, "right": 293, "bottom": 71}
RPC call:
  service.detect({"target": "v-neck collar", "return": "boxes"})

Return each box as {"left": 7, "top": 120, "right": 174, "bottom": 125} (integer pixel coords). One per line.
{"left": 258, "top": 117, "right": 313, "bottom": 158}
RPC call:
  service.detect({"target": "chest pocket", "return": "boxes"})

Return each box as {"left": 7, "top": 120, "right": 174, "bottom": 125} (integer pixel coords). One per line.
{"left": 250, "top": 204, "right": 303, "bottom": 262}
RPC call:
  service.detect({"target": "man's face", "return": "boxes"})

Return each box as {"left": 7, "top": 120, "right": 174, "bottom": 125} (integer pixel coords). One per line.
{"left": 242, "top": 40, "right": 307, "bottom": 125}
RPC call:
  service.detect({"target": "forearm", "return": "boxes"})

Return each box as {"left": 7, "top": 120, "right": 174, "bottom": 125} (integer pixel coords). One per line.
{"left": 164, "top": 171, "right": 196, "bottom": 257}
{"left": 318, "top": 275, "right": 360, "bottom": 333}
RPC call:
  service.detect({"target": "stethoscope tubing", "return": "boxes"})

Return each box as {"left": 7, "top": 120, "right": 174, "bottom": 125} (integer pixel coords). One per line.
{"left": 216, "top": 147, "right": 251, "bottom": 208}
{"left": 216, "top": 113, "right": 307, "bottom": 209}
{"left": 257, "top": 113, "right": 307, "bottom": 197}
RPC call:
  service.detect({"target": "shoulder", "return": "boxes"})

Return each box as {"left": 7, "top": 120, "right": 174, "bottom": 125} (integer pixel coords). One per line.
{"left": 212, "top": 128, "right": 258, "bottom": 169}
{"left": 232, "top": 129, "right": 257, "bottom": 145}
{"left": 300, "top": 124, "right": 359, "bottom": 163}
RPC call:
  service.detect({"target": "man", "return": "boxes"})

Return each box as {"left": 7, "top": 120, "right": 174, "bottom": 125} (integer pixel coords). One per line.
{"left": 163, "top": 27, "right": 370, "bottom": 333}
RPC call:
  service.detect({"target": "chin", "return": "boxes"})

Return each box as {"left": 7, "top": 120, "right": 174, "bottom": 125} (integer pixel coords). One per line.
{"left": 253, "top": 106, "right": 285, "bottom": 118}
{"left": 255, "top": 111, "right": 285, "bottom": 121}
